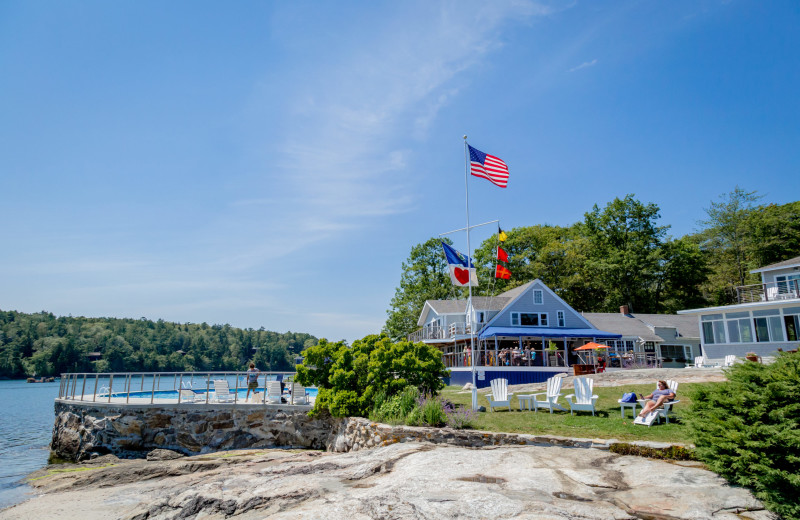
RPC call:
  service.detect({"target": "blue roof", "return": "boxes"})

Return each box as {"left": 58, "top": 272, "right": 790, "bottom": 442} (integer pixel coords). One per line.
{"left": 478, "top": 326, "right": 622, "bottom": 339}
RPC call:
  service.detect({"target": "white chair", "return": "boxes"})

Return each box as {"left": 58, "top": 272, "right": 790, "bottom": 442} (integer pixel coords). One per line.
{"left": 530, "top": 375, "right": 566, "bottom": 413}
{"left": 179, "top": 389, "right": 204, "bottom": 403}
{"left": 724, "top": 354, "right": 736, "bottom": 367}
{"left": 265, "top": 381, "right": 283, "bottom": 404}
{"left": 290, "top": 382, "right": 309, "bottom": 405}
{"left": 635, "top": 380, "right": 680, "bottom": 426}
{"left": 565, "top": 377, "right": 598, "bottom": 416}
{"left": 213, "top": 380, "right": 235, "bottom": 403}
{"left": 487, "top": 378, "right": 513, "bottom": 412}
{"left": 690, "top": 356, "right": 705, "bottom": 368}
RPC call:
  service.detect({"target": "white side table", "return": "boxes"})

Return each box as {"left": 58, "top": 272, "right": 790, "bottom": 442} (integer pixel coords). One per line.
{"left": 618, "top": 399, "right": 637, "bottom": 418}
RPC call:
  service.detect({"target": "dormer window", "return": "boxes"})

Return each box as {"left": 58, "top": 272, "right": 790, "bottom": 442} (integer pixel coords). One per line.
{"left": 533, "top": 290, "right": 543, "bottom": 305}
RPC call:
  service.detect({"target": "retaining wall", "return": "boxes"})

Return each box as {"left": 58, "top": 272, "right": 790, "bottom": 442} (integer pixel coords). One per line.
{"left": 52, "top": 400, "right": 681, "bottom": 462}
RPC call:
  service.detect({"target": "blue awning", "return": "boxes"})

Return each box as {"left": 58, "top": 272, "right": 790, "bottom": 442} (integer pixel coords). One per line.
{"left": 478, "top": 326, "right": 622, "bottom": 340}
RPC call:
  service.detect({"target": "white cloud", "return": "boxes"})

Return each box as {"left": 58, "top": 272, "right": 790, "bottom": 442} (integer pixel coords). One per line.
{"left": 569, "top": 59, "right": 598, "bottom": 72}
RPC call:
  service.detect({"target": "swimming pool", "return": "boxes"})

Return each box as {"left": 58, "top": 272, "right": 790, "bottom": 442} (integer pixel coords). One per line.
{"left": 105, "top": 387, "right": 318, "bottom": 400}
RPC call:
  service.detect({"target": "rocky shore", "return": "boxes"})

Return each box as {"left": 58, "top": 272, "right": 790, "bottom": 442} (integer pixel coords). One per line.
{"left": 3, "top": 366, "right": 774, "bottom": 519}
{"left": 3, "top": 443, "right": 774, "bottom": 520}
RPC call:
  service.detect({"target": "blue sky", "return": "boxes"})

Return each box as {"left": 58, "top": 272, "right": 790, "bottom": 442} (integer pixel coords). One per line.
{"left": 1, "top": 1, "right": 798, "bottom": 343}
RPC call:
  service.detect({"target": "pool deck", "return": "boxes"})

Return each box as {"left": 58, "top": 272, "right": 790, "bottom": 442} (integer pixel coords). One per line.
{"left": 56, "top": 394, "right": 315, "bottom": 409}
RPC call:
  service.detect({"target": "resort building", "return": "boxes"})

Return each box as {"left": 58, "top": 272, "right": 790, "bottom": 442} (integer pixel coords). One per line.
{"left": 582, "top": 311, "right": 701, "bottom": 369}
{"left": 678, "top": 255, "right": 800, "bottom": 358}
{"left": 410, "top": 280, "right": 697, "bottom": 387}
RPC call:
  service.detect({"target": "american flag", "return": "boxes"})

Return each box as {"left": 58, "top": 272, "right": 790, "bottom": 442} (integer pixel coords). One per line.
{"left": 468, "top": 145, "right": 509, "bottom": 188}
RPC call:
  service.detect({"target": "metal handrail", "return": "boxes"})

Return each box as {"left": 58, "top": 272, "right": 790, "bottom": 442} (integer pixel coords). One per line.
{"left": 57, "top": 371, "right": 302, "bottom": 404}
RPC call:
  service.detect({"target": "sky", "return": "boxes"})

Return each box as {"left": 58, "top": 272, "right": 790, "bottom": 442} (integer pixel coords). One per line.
{"left": 1, "top": 1, "right": 799, "bottom": 343}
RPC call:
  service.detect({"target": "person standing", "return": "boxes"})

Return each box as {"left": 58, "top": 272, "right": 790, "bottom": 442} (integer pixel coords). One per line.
{"left": 245, "top": 363, "right": 260, "bottom": 401}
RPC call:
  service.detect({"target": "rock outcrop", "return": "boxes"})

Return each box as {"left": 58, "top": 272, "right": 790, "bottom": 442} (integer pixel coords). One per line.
{"left": 6, "top": 443, "right": 773, "bottom": 520}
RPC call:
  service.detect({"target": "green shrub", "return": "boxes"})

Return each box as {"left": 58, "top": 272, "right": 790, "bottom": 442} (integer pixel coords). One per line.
{"left": 609, "top": 443, "right": 695, "bottom": 461}
{"left": 370, "top": 387, "right": 420, "bottom": 424}
{"left": 684, "top": 353, "right": 800, "bottom": 518}
{"left": 296, "top": 334, "right": 448, "bottom": 418}
{"left": 406, "top": 394, "right": 447, "bottom": 427}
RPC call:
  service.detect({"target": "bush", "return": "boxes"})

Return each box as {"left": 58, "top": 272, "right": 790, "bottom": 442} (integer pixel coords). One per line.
{"left": 295, "top": 333, "right": 449, "bottom": 418}
{"left": 370, "top": 387, "right": 419, "bottom": 424}
{"left": 609, "top": 443, "right": 695, "bottom": 461}
{"left": 684, "top": 353, "right": 800, "bottom": 518}
{"left": 407, "top": 394, "right": 447, "bottom": 427}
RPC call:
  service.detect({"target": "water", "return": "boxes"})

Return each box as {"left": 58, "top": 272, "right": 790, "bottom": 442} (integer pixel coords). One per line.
{"left": 0, "top": 379, "right": 59, "bottom": 509}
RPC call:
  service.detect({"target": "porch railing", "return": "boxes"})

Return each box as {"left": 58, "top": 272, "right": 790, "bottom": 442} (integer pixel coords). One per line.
{"left": 736, "top": 280, "right": 800, "bottom": 304}
{"left": 408, "top": 322, "right": 486, "bottom": 342}
{"left": 57, "top": 371, "right": 299, "bottom": 405}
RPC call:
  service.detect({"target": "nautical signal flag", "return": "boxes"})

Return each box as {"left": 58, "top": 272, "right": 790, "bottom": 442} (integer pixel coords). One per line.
{"left": 495, "top": 265, "right": 511, "bottom": 280}
{"left": 497, "top": 247, "right": 509, "bottom": 263}
{"left": 468, "top": 145, "right": 509, "bottom": 188}
{"left": 498, "top": 227, "right": 508, "bottom": 242}
{"left": 441, "top": 241, "right": 479, "bottom": 287}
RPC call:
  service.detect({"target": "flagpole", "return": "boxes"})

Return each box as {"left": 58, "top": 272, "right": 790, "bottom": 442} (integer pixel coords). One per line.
{"left": 463, "top": 135, "right": 477, "bottom": 411}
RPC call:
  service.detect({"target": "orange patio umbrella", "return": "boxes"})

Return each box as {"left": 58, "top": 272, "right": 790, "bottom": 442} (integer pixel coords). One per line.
{"left": 574, "top": 342, "right": 610, "bottom": 351}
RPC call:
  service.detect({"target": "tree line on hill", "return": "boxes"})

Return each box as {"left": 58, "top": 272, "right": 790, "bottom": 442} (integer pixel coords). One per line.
{"left": 385, "top": 188, "right": 800, "bottom": 340}
{"left": 0, "top": 311, "right": 317, "bottom": 379}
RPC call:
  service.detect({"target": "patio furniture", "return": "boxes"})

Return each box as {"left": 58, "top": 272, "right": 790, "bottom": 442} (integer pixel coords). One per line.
{"left": 724, "top": 354, "right": 736, "bottom": 367}
{"left": 565, "top": 377, "right": 598, "bottom": 416}
{"left": 213, "top": 380, "right": 235, "bottom": 403}
{"left": 530, "top": 374, "right": 566, "bottom": 413}
{"left": 487, "top": 378, "right": 513, "bottom": 412}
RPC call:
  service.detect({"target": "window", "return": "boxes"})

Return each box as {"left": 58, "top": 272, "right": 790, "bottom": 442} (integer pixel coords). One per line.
{"left": 660, "top": 345, "right": 689, "bottom": 360}
{"left": 475, "top": 312, "right": 485, "bottom": 323}
{"left": 725, "top": 312, "right": 754, "bottom": 343}
{"left": 776, "top": 274, "right": 800, "bottom": 295}
{"left": 753, "top": 309, "right": 784, "bottom": 342}
{"left": 785, "top": 314, "right": 800, "bottom": 341}
{"left": 557, "top": 310, "right": 565, "bottom": 327}
{"left": 533, "top": 290, "right": 543, "bottom": 304}
{"left": 701, "top": 314, "right": 726, "bottom": 344}
{"left": 511, "top": 312, "right": 548, "bottom": 327}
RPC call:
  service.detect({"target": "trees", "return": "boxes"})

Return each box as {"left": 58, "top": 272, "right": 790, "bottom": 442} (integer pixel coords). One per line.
{"left": 582, "top": 195, "right": 669, "bottom": 313}
{"left": 0, "top": 310, "right": 318, "bottom": 377}
{"left": 295, "top": 333, "right": 448, "bottom": 418}
{"left": 384, "top": 237, "right": 462, "bottom": 341}
{"left": 697, "top": 187, "right": 764, "bottom": 303}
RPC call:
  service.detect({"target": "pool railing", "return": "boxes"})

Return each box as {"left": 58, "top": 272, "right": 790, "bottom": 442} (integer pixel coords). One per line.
{"left": 57, "top": 371, "right": 307, "bottom": 405}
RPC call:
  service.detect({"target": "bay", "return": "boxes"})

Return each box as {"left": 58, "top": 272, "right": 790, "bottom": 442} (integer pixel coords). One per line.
{"left": 0, "top": 379, "right": 58, "bottom": 510}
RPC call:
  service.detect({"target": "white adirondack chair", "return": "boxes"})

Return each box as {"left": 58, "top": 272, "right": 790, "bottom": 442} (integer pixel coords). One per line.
{"left": 692, "top": 356, "right": 705, "bottom": 368}
{"left": 724, "top": 354, "right": 736, "bottom": 367}
{"left": 531, "top": 374, "right": 566, "bottom": 413}
{"left": 265, "top": 381, "right": 283, "bottom": 404}
{"left": 635, "top": 380, "right": 681, "bottom": 426}
{"left": 487, "top": 378, "right": 513, "bottom": 412}
{"left": 291, "top": 382, "right": 309, "bottom": 405}
{"left": 213, "top": 380, "right": 235, "bottom": 403}
{"left": 565, "top": 377, "right": 598, "bottom": 416}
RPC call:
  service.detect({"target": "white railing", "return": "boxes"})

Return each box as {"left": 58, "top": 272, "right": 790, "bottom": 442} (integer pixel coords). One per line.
{"left": 408, "top": 322, "right": 486, "bottom": 342}
{"left": 737, "top": 280, "right": 800, "bottom": 304}
{"left": 57, "top": 371, "right": 301, "bottom": 405}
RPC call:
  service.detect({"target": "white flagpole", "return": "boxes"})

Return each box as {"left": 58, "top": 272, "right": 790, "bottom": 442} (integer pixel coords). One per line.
{"left": 463, "top": 135, "right": 478, "bottom": 411}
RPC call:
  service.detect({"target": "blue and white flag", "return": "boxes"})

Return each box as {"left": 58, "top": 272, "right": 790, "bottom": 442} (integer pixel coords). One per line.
{"left": 441, "top": 242, "right": 479, "bottom": 287}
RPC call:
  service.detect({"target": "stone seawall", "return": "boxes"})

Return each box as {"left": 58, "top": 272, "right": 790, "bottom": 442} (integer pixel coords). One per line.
{"left": 53, "top": 400, "right": 684, "bottom": 462}
{"left": 52, "top": 400, "right": 337, "bottom": 461}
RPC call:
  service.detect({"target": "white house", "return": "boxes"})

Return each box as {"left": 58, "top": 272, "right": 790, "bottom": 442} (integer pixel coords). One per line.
{"left": 678, "top": 255, "right": 800, "bottom": 359}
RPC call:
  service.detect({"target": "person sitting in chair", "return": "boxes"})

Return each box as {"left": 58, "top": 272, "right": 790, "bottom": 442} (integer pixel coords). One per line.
{"left": 637, "top": 380, "right": 675, "bottom": 418}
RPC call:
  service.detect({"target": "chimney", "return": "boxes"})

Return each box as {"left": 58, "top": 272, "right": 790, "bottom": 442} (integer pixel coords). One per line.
{"left": 620, "top": 305, "right": 629, "bottom": 315}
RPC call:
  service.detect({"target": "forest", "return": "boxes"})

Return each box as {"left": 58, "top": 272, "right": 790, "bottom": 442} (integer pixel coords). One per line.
{"left": 384, "top": 188, "right": 800, "bottom": 340}
{"left": 0, "top": 311, "right": 317, "bottom": 379}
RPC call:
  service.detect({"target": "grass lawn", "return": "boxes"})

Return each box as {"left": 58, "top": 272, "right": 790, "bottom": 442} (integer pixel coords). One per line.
{"left": 439, "top": 382, "right": 714, "bottom": 444}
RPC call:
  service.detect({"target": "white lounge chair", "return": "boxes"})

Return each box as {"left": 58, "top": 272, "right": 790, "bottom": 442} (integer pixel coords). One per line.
{"left": 530, "top": 374, "right": 566, "bottom": 413}
{"left": 565, "top": 377, "right": 598, "bottom": 416}
{"left": 635, "top": 380, "right": 681, "bottom": 426}
{"left": 487, "top": 378, "right": 513, "bottom": 412}
{"left": 290, "top": 382, "right": 309, "bottom": 405}
{"left": 213, "top": 380, "right": 235, "bottom": 403}
{"left": 724, "top": 354, "right": 736, "bottom": 367}
{"left": 179, "top": 389, "right": 204, "bottom": 403}
{"left": 265, "top": 381, "right": 283, "bottom": 404}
